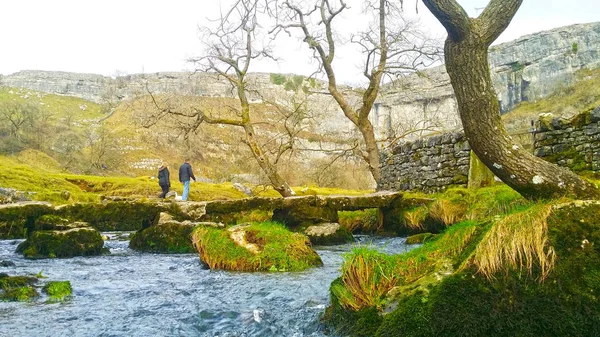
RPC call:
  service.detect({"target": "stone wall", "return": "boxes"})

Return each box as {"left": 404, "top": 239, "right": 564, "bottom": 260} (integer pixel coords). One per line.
{"left": 534, "top": 107, "right": 600, "bottom": 172}
{"left": 380, "top": 107, "right": 600, "bottom": 192}
{"left": 379, "top": 132, "right": 471, "bottom": 192}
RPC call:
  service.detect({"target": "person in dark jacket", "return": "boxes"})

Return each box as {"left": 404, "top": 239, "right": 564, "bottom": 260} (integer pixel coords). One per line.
{"left": 178, "top": 158, "right": 196, "bottom": 201}
{"left": 157, "top": 162, "right": 171, "bottom": 199}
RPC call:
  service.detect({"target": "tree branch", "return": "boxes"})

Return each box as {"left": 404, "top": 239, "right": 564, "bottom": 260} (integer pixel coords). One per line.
{"left": 420, "top": 0, "right": 470, "bottom": 41}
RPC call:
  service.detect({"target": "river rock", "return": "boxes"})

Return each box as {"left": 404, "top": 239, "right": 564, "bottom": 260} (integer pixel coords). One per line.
{"left": 0, "top": 274, "right": 39, "bottom": 302}
{"left": 129, "top": 220, "right": 197, "bottom": 254}
{"left": 303, "top": 223, "right": 354, "bottom": 246}
{"left": 16, "top": 227, "right": 105, "bottom": 259}
{"left": 0, "top": 260, "right": 16, "bottom": 267}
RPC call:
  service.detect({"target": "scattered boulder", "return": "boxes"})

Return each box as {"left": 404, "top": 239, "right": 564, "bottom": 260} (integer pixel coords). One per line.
{"left": 304, "top": 223, "right": 354, "bottom": 246}
{"left": 129, "top": 221, "right": 197, "bottom": 254}
{"left": 0, "top": 202, "right": 54, "bottom": 239}
{"left": 129, "top": 212, "right": 224, "bottom": 253}
{"left": 0, "top": 260, "right": 16, "bottom": 267}
{"left": 0, "top": 274, "right": 39, "bottom": 302}
{"left": 0, "top": 187, "right": 31, "bottom": 204}
{"left": 16, "top": 227, "right": 105, "bottom": 259}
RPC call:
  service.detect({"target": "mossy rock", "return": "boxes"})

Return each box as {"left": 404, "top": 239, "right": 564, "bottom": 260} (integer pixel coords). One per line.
{"left": 405, "top": 232, "right": 435, "bottom": 244}
{"left": 129, "top": 222, "right": 196, "bottom": 254}
{"left": 43, "top": 281, "right": 72, "bottom": 301}
{"left": 56, "top": 201, "right": 162, "bottom": 231}
{"left": 192, "top": 222, "right": 323, "bottom": 272}
{"left": 272, "top": 204, "right": 338, "bottom": 229}
{"left": 0, "top": 274, "right": 39, "bottom": 302}
{"left": 0, "top": 202, "right": 55, "bottom": 239}
{"left": 33, "top": 215, "right": 88, "bottom": 232}
{"left": 325, "top": 201, "right": 600, "bottom": 336}
{"left": 304, "top": 223, "right": 354, "bottom": 246}
{"left": 16, "top": 228, "right": 105, "bottom": 259}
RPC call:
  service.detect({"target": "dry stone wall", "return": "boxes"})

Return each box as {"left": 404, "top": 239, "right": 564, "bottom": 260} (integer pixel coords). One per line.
{"left": 379, "top": 132, "right": 471, "bottom": 192}
{"left": 380, "top": 107, "right": 600, "bottom": 192}
{"left": 534, "top": 106, "right": 600, "bottom": 172}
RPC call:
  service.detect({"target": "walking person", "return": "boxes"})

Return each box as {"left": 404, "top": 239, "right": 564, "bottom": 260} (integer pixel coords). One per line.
{"left": 178, "top": 158, "right": 196, "bottom": 201}
{"left": 157, "top": 162, "right": 171, "bottom": 199}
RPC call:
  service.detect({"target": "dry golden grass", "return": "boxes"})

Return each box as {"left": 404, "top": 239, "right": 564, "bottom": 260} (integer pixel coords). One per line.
{"left": 334, "top": 248, "right": 399, "bottom": 311}
{"left": 473, "top": 205, "right": 556, "bottom": 281}
{"left": 403, "top": 206, "right": 429, "bottom": 229}
{"left": 429, "top": 199, "right": 467, "bottom": 226}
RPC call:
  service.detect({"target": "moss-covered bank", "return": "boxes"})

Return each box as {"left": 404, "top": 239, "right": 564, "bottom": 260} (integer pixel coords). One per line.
{"left": 192, "top": 222, "right": 323, "bottom": 272}
{"left": 323, "top": 200, "right": 600, "bottom": 336}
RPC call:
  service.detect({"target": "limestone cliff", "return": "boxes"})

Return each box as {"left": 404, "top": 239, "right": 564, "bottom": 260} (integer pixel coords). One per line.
{"left": 1, "top": 22, "right": 599, "bottom": 140}
{"left": 374, "top": 22, "right": 600, "bottom": 139}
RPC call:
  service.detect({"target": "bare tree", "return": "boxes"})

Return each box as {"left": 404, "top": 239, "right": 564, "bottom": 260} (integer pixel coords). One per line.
{"left": 273, "top": 0, "right": 441, "bottom": 184}
{"left": 144, "top": 0, "right": 311, "bottom": 197}
{"left": 421, "top": 0, "right": 600, "bottom": 199}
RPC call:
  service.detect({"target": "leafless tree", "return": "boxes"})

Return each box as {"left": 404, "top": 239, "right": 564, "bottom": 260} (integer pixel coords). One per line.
{"left": 143, "top": 0, "right": 317, "bottom": 197}
{"left": 272, "top": 0, "right": 442, "bottom": 184}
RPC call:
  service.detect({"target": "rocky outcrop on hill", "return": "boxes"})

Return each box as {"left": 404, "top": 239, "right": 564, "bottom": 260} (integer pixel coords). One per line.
{"left": 373, "top": 22, "right": 600, "bottom": 139}
{"left": 1, "top": 22, "right": 599, "bottom": 140}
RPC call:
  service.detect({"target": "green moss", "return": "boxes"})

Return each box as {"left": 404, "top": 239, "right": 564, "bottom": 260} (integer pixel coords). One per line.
{"left": 338, "top": 209, "right": 380, "bottom": 234}
{"left": 129, "top": 222, "right": 196, "bottom": 253}
{"left": 405, "top": 232, "right": 435, "bottom": 244}
{"left": 0, "top": 275, "right": 38, "bottom": 290}
{"left": 0, "top": 274, "right": 39, "bottom": 302}
{"left": 57, "top": 201, "right": 162, "bottom": 231}
{"left": 0, "top": 286, "right": 39, "bottom": 302}
{"left": 327, "top": 201, "right": 600, "bottom": 336}
{"left": 42, "top": 281, "right": 72, "bottom": 301}
{"left": 192, "top": 221, "right": 323, "bottom": 272}
{"left": 16, "top": 228, "right": 104, "bottom": 259}
{"left": 0, "top": 203, "right": 55, "bottom": 239}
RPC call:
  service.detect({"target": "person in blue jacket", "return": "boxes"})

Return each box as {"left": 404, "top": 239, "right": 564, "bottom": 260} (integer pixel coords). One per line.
{"left": 178, "top": 158, "right": 196, "bottom": 201}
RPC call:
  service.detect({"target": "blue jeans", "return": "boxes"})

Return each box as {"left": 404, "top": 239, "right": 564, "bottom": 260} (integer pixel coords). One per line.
{"left": 182, "top": 180, "right": 190, "bottom": 201}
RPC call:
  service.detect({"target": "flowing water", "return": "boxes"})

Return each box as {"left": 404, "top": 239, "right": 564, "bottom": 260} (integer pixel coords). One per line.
{"left": 0, "top": 233, "right": 415, "bottom": 337}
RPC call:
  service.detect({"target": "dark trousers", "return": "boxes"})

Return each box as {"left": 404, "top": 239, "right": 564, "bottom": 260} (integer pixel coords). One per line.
{"left": 159, "top": 184, "right": 170, "bottom": 198}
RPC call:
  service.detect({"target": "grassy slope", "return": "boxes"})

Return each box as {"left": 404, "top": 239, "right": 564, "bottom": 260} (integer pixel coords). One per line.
{"left": 0, "top": 151, "right": 369, "bottom": 204}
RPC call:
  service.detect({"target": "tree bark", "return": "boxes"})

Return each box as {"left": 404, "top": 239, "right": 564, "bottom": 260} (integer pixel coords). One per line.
{"left": 422, "top": 0, "right": 600, "bottom": 199}
{"left": 238, "top": 80, "right": 295, "bottom": 198}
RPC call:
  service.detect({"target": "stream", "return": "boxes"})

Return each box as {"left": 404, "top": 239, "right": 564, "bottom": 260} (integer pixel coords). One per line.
{"left": 0, "top": 233, "right": 415, "bottom": 337}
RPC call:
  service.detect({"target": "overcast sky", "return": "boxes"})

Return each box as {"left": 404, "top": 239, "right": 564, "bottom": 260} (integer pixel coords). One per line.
{"left": 1, "top": 0, "right": 598, "bottom": 84}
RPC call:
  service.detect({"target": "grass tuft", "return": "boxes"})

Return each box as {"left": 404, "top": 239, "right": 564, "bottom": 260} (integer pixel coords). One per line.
{"left": 332, "top": 246, "right": 399, "bottom": 311}
{"left": 473, "top": 204, "right": 556, "bottom": 280}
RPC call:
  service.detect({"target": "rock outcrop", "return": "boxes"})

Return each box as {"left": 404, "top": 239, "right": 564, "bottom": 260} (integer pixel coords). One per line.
{"left": 2, "top": 22, "right": 598, "bottom": 142}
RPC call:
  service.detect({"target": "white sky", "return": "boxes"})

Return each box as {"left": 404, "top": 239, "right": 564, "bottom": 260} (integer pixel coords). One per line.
{"left": 1, "top": 0, "right": 598, "bottom": 84}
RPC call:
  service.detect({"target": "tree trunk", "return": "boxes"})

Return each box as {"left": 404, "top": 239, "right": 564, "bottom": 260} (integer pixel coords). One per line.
{"left": 423, "top": 0, "right": 600, "bottom": 200}
{"left": 243, "top": 124, "right": 295, "bottom": 197}
{"left": 358, "top": 119, "right": 381, "bottom": 183}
